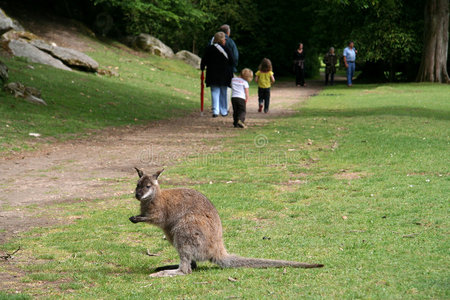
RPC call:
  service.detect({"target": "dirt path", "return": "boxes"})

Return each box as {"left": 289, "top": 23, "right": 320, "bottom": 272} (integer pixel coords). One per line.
{"left": 0, "top": 81, "right": 321, "bottom": 244}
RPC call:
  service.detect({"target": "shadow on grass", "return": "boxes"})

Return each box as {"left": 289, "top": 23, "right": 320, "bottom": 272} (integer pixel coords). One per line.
{"left": 297, "top": 106, "right": 450, "bottom": 121}
{"left": 131, "top": 264, "right": 218, "bottom": 275}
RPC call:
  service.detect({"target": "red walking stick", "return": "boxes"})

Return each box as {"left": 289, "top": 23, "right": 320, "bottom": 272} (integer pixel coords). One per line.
{"left": 200, "top": 71, "right": 205, "bottom": 115}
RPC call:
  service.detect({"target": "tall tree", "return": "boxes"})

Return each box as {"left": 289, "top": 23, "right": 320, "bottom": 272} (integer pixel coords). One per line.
{"left": 416, "top": 0, "right": 449, "bottom": 83}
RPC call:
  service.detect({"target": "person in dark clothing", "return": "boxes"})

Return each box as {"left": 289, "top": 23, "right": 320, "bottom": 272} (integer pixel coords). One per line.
{"left": 210, "top": 24, "right": 239, "bottom": 73}
{"left": 293, "top": 43, "right": 306, "bottom": 87}
{"left": 201, "top": 32, "right": 234, "bottom": 117}
{"left": 323, "top": 47, "right": 338, "bottom": 85}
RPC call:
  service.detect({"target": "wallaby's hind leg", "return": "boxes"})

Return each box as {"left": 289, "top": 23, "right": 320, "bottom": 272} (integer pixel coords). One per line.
{"left": 149, "top": 256, "right": 193, "bottom": 277}
{"left": 153, "top": 261, "right": 197, "bottom": 272}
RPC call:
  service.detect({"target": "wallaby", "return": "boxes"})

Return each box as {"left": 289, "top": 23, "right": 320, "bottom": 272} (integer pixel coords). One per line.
{"left": 129, "top": 168, "right": 324, "bottom": 277}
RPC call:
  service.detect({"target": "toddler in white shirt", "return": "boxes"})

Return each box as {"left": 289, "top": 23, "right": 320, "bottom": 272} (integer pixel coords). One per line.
{"left": 231, "top": 68, "right": 253, "bottom": 128}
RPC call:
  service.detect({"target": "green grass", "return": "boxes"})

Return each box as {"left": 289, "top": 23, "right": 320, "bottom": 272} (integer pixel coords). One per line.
{"left": 0, "top": 292, "right": 31, "bottom": 300}
{"left": 0, "top": 39, "right": 202, "bottom": 153}
{"left": 1, "top": 83, "right": 449, "bottom": 299}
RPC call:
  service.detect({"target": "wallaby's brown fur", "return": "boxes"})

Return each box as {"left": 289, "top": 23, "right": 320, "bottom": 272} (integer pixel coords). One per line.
{"left": 130, "top": 168, "right": 324, "bottom": 277}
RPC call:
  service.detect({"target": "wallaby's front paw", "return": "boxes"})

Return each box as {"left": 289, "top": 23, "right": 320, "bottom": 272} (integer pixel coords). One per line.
{"left": 129, "top": 216, "right": 139, "bottom": 223}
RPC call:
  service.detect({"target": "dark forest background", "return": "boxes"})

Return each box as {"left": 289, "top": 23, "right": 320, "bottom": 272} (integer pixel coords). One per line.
{"left": 2, "top": 0, "right": 435, "bottom": 81}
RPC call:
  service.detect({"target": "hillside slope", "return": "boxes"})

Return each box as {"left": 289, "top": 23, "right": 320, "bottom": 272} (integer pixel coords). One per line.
{"left": 0, "top": 11, "right": 201, "bottom": 153}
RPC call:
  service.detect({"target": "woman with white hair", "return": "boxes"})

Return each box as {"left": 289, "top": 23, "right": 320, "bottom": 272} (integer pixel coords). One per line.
{"left": 201, "top": 32, "right": 234, "bottom": 117}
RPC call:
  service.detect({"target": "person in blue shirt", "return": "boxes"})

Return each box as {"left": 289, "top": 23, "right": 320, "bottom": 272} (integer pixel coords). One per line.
{"left": 343, "top": 41, "right": 357, "bottom": 86}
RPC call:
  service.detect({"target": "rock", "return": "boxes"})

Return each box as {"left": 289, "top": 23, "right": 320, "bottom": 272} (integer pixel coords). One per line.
{"left": 25, "top": 93, "right": 47, "bottom": 105}
{"left": 0, "top": 8, "right": 24, "bottom": 34}
{"left": 135, "top": 33, "right": 174, "bottom": 58}
{"left": 0, "top": 60, "right": 8, "bottom": 83}
{"left": 1, "top": 30, "right": 99, "bottom": 72}
{"left": 175, "top": 50, "right": 201, "bottom": 69}
{"left": 3, "top": 82, "right": 47, "bottom": 105}
{"left": 97, "top": 68, "right": 119, "bottom": 77}
{"left": 31, "top": 39, "right": 99, "bottom": 72}
{"left": 1, "top": 30, "right": 40, "bottom": 42}
{"left": 6, "top": 39, "right": 72, "bottom": 71}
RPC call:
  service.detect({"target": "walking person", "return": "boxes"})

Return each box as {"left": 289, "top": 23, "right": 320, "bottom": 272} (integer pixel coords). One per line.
{"left": 255, "top": 58, "right": 275, "bottom": 113}
{"left": 210, "top": 24, "right": 239, "bottom": 73}
{"left": 323, "top": 47, "right": 337, "bottom": 85}
{"left": 210, "top": 24, "right": 239, "bottom": 113}
{"left": 343, "top": 41, "right": 357, "bottom": 86}
{"left": 231, "top": 68, "right": 253, "bottom": 128}
{"left": 293, "top": 43, "right": 306, "bottom": 86}
{"left": 201, "top": 32, "right": 234, "bottom": 117}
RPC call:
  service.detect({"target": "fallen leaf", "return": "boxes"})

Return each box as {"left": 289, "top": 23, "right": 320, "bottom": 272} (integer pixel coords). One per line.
{"left": 146, "top": 249, "right": 159, "bottom": 256}
{"left": 402, "top": 233, "right": 418, "bottom": 238}
{"left": 228, "top": 277, "right": 237, "bottom": 282}
{"left": 342, "top": 215, "right": 348, "bottom": 220}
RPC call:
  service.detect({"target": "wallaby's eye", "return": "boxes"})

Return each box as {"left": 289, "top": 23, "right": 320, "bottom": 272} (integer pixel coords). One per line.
{"left": 146, "top": 184, "right": 151, "bottom": 188}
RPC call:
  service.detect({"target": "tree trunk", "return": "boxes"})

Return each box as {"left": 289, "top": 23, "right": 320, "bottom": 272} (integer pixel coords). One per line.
{"left": 416, "top": 0, "right": 449, "bottom": 83}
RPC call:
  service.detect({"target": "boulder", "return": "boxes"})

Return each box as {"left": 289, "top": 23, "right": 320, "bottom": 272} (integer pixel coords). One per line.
{"left": 1, "top": 30, "right": 40, "bottom": 43}
{"left": 175, "top": 50, "right": 201, "bottom": 69}
{"left": 0, "top": 60, "right": 8, "bottom": 83}
{"left": 31, "top": 39, "right": 99, "bottom": 71}
{"left": 135, "top": 33, "right": 174, "bottom": 58}
{"left": 1, "top": 30, "right": 99, "bottom": 72}
{"left": 0, "top": 8, "right": 24, "bottom": 34}
{"left": 6, "top": 39, "right": 72, "bottom": 71}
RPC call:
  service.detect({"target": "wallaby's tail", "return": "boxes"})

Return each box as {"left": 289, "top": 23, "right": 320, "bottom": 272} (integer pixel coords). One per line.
{"left": 214, "top": 254, "right": 324, "bottom": 269}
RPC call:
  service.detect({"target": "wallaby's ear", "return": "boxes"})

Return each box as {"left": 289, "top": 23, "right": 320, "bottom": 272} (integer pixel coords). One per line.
{"left": 134, "top": 167, "right": 144, "bottom": 178}
{"left": 153, "top": 168, "right": 165, "bottom": 180}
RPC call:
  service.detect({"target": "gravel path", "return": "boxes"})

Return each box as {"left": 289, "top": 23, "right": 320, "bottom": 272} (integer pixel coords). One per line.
{"left": 0, "top": 81, "right": 321, "bottom": 244}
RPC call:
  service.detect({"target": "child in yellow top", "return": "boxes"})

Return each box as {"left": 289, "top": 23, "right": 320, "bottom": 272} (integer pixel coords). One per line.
{"left": 255, "top": 58, "right": 275, "bottom": 113}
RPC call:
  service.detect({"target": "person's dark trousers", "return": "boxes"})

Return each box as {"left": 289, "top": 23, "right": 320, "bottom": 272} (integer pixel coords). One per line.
{"left": 325, "top": 73, "right": 335, "bottom": 85}
{"left": 258, "top": 87, "right": 271, "bottom": 113}
{"left": 295, "top": 66, "right": 305, "bottom": 86}
{"left": 231, "top": 97, "right": 246, "bottom": 126}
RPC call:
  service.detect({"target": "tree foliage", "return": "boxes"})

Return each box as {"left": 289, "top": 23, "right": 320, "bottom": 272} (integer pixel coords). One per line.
{"left": 310, "top": 0, "right": 424, "bottom": 81}
{"left": 9, "top": 0, "right": 434, "bottom": 81}
{"left": 88, "top": 0, "right": 212, "bottom": 51}
{"left": 90, "top": 0, "right": 208, "bottom": 33}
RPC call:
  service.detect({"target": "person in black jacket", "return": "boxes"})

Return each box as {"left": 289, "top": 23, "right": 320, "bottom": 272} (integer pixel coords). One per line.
{"left": 201, "top": 32, "right": 234, "bottom": 117}
{"left": 293, "top": 43, "right": 306, "bottom": 87}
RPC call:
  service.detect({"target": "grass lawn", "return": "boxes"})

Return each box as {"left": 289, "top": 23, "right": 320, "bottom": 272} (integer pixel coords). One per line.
{"left": 0, "top": 40, "right": 201, "bottom": 153}
{"left": 1, "top": 82, "right": 449, "bottom": 299}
